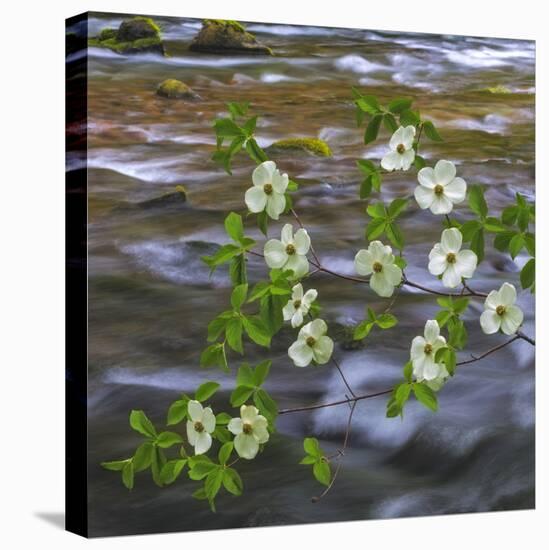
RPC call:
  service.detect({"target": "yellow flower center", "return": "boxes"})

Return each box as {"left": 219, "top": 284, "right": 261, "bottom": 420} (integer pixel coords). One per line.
{"left": 263, "top": 183, "right": 273, "bottom": 195}
{"left": 446, "top": 252, "right": 456, "bottom": 264}
{"left": 286, "top": 244, "right": 296, "bottom": 255}
{"left": 242, "top": 423, "right": 253, "bottom": 435}
{"left": 434, "top": 184, "right": 444, "bottom": 196}
{"left": 294, "top": 299, "right": 302, "bottom": 309}
{"left": 373, "top": 261, "right": 383, "bottom": 273}
{"left": 496, "top": 305, "right": 506, "bottom": 316}
{"left": 306, "top": 336, "right": 316, "bottom": 347}
{"left": 194, "top": 421, "right": 204, "bottom": 433}
{"left": 396, "top": 143, "right": 406, "bottom": 154}
{"left": 424, "top": 343, "right": 433, "bottom": 355}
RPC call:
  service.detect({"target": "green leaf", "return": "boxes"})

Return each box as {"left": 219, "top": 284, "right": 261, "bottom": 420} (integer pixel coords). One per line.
{"left": 227, "top": 101, "right": 249, "bottom": 119}
{"left": 460, "top": 219, "right": 483, "bottom": 241}
{"left": 200, "top": 343, "right": 228, "bottom": 372}
{"left": 395, "top": 383, "right": 412, "bottom": 407}
{"left": 364, "top": 115, "right": 382, "bottom": 145}
{"left": 254, "top": 388, "right": 278, "bottom": 421}
{"left": 230, "top": 385, "right": 255, "bottom": 407}
{"left": 435, "top": 309, "right": 453, "bottom": 328}
{"left": 224, "top": 212, "right": 244, "bottom": 243}
{"left": 205, "top": 468, "right": 224, "bottom": 502}
{"left": 133, "top": 442, "right": 154, "bottom": 472}
{"left": 356, "top": 95, "right": 380, "bottom": 115}
{"left": 414, "top": 155, "right": 426, "bottom": 170}
{"left": 468, "top": 185, "right": 488, "bottom": 220}
{"left": 365, "top": 218, "right": 387, "bottom": 240}
{"left": 313, "top": 460, "right": 331, "bottom": 486}
{"left": 422, "top": 120, "right": 443, "bottom": 142}
{"left": 376, "top": 313, "right": 398, "bottom": 329}
{"left": 195, "top": 381, "right": 220, "bottom": 402}
{"left": 231, "top": 284, "right": 248, "bottom": 310}
{"left": 300, "top": 455, "right": 318, "bottom": 465}
{"left": 216, "top": 412, "right": 232, "bottom": 425}
{"left": 403, "top": 361, "right": 413, "bottom": 383}
{"left": 223, "top": 468, "right": 243, "bottom": 496}
{"left": 413, "top": 383, "right": 438, "bottom": 411}
{"left": 502, "top": 205, "right": 519, "bottom": 226}
{"left": 360, "top": 176, "right": 373, "bottom": 199}
{"left": 218, "top": 441, "right": 234, "bottom": 465}
{"left": 388, "top": 98, "right": 413, "bottom": 114}
{"left": 356, "top": 159, "right": 376, "bottom": 175}
{"left": 122, "top": 461, "right": 134, "bottom": 490}
{"left": 236, "top": 363, "right": 255, "bottom": 387}
{"left": 156, "top": 431, "right": 183, "bottom": 449}
{"left": 524, "top": 233, "right": 535, "bottom": 256}
{"left": 484, "top": 216, "right": 506, "bottom": 233}
{"left": 214, "top": 118, "right": 245, "bottom": 139}
{"left": 245, "top": 138, "right": 268, "bottom": 164}
{"left": 229, "top": 254, "right": 247, "bottom": 286}
{"left": 226, "top": 317, "right": 243, "bottom": 353}
{"left": 188, "top": 458, "right": 216, "bottom": 481}
{"left": 160, "top": 459, "right": 187, "bottom": 485}
{"left": 399, "top": 109, "right": 420, "bottom": 127}
{"left": 253, "top": 360, "right": 271, "bottom": 387}
{"left": 101, "top": 459, "right": 129, "bottom": 472}
{"left": 207, "top": 315, "right": 229, "bottom": 342}
{"left": 242, "top": 315, "right": 271, "bottom": 347}
{"left": 394, "top": 255, "right": 407, "bottom": 270}
{"left": 353, "top": 320, "right": 373, "bottom": 340}
{"left": 508, "top": 234, "right": 524, "bottom": 259}
{"left": 386, "top": 222, "right": 404, "bottom": 250}
{"left": 201, "top": 244, "right": 241, "bottom": 271}
{"left": 447, "top": 317, "right": 467, "bottom": 350}
{"left": 470, "top": 228, "right": 485, "bottom": 263}
{"left": 520, "top": 258, "right": 535, "bottom": 290}
{"left": 494, "top": 230, "right": 516, "bottom": 252}
{"left": 383, "top": 113, "right": 398, "bottom": 133}
{"left": 256, "top": 210, "right": 268, "bottom": 236}
{"left": 150, "top": 446, "right": 166, "bottom": 487}
{"left": 303, "top": 437, "right": 321, "bottom": 457}
{"left": 388, "top": 198, "right": 408, "bottom": 218}
{"left": 129, "top": 410, "right": 157, "bottom": 439}
{"left": 367, "top": 202, "right": 387, "bottom": 219}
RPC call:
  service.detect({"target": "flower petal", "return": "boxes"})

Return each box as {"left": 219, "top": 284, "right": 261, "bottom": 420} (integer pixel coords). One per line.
{"left": 499, "top": 282, "right": 517, "bottom": 306}
{"left": 241, "top": 405, "right": 259, "bottom": 423}
{"left": 307, "top": 318, "right": 328, "bottom": 339}
{"left": 389, "top": 127, "right": 406, "bottom": 150}
{"left": 428, "top": 249, "right": 448, "bottom": 276}
{"left": 302, "top": 288, "right": 318, "bottom": 306}
{"left": 401, "top": 125, "right": 416, "bottom": 149}
{"left": 187, "top": 400, "right": 204, "bottom": 422}
{"left": 441, "top": 263, "right": 462, "bottom": 288}
{"left": 370, "top": 272, "right": 394, "bottom": 297}
{"left": 384, "top": 263, "right": 403, "bottom": 286}
{"left": 271, "top": 170, "right": 289, "bottom": 194}
{"left": 412, "top": 355, "right": 426, "bottom": 380}
{"left": 354, "top": 249, "right": 373, "bottom": 276}
{"left": 401, "top": 149, "right": 415, "bottom": 170}
{"left": 294, "top": 228, "right": 311, "bottom": 255}
{"left": 285, "top": 254, "right": 309, "bottom": 279}
{"left": 410, "top": 336, "right": 426, "bottom": 360}
{"left": 418, "top": 167, "right": 436, "bottom": 189}
{"left": 484, "top": 290, "right": 500, "bottom": 311}
{"left": 186, "top": 420, "right": 197, "bottom": 445}
{"left": 202, "top": 407, "right": 216, "bottom": 433}
{"left": 194, "top": 431, "right": 212, "bottom": 455}
{"left": 252, "top": 161, "right": 276, "bottom": 186}
{"left": 422, "top": 356, "right": 442, "bottom": 381}
{"left": 430, "top": 194, "right": 454, "bottom": 215}
{"left": 283, "top": 300, "right": 295, "bottom": 321}
{"left": 291, "top": 309, "right": 304, "bottom": 328}
{"left": 280, "top": 223, "right": 294, "bottom": 245}
{"left": 288, "top": 340, "right": 314, "bottom": 367}
{"left": 434, "top": 159, "right": 456, "bottom": 185}
{"left": 441, "top": 228, "right": 463, "bottom": 254}
{"left": 292, "top": 283, "right": 304, "bottom": 300}
{"left": 381, "top": 151, "right": 402, "bottom": 171}
{"left": 265, "top": 192, "right": 286, "bottom": 220}
{"left": 456, "top": 249, "right": 477, "bottom": 279}
{"left": 414, "top": 185, "right": 435, "bottom": 209}
{"left": 234, "top": 433, "right": 259, "bottom": 460}
{"left": 245, "top": 186, "right": 267, "bottom": 213}
{"left": 501, "top": 305, "right": 523, "bottom": 335}
{"left": 228, "top": 417, "right": 243, "bottom": 435}
{"left": 253, "top": 425, "right": 270, "bottom": 445}
{"left": 443, "top": 177, "right": 467, "bottom": 203}
{"left": 312, "top": 336, "right": 334, "bottom": 364}
{"left": 480, "top": 310, "right": 501, "bottom": 334}
{"left": 424, "top": 320, "right": 440, "bottom": 342}
{"left": 264, "top": 239, "right": 287, "bottom": 268}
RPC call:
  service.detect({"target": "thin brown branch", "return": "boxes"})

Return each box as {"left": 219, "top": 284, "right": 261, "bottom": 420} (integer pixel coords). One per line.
{"left": 312, "top": 401, "right": 357, "bottom": 503}
{"left": 517, "top": 330, "right": 535, "bottom": 346}
{"left": 290, "top": 208, "right": 322, "bottom": 266}
{"left": 331, "top": 356, "right": 356, "bottom": 398}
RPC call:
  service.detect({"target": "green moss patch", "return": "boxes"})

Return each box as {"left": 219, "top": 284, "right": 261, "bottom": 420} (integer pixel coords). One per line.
{"left": 268, "top": 138, "right": 332, "bottom": 157}
{"left": 156, "top": 79, "right": 198, "bottom": 100}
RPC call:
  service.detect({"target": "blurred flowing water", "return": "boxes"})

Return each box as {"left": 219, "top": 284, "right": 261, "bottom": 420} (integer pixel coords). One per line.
{"left": 69, "top": 14, "right": 535, "bottom": 536}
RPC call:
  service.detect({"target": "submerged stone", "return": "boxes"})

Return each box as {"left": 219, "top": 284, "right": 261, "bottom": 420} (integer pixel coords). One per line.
{"left": 189, "top": 19, "right": 272, "bottom": 55}
{"left": 267, "top": 138, "right": 332, "bottom": 157}
{"left": 138, "top": 186, "right": 188, "bottom": 209}
{"left": 156, "top": 79, "right": 199, "bottom": 100}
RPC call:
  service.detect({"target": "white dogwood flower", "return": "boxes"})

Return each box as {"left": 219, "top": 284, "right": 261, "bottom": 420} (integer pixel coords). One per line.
{"left": 410, "top": 320, "right": 447, "bottom": 381}
{"left": 264, "top": 223, "right": 310, "bottom": 279}
{"left": 428, "top": 228, "right": 477, "bottom": 288}
{"left": 228, "top": 405, "right": 269, "bottom": 460}
{"left": 415, "top": 160, "right": 467, "bottom": 215}
{"left": 354, "top": 241, "right": 403, "bottom": 297}
{"left": 480, "top": 282, "right": 524, "bottom": 335}
{"left": 283, "top": 283, "right": 318, "bottom": 328}
{"left": 245, "top": 160, "right": 288, "bottom": 220}
{"left": 425, "top": 365, "right": 450, "bottom": 392}
{"left": 186, "top": 400, "right": 215, "bottom": 455}
{"left": 381, "top": 126, "right": 416, "bottom": 171}
{"left": 288, "top": 319, "right": 334, "bottom": 367}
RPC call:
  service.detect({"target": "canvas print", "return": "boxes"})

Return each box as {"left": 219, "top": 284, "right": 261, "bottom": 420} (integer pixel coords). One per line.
{"left": 65, "top": 12, "right": 535, "bottom": 538}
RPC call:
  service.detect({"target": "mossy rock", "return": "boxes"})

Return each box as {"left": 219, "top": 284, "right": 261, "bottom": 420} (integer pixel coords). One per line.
{"left": 332, "top": 324, "right": 365, "bottom": 351}
{"left": 267, "top": 138, "right": 332, "bottom": 157}
{"left": 156, "top": 79, "right": 199, "bottom": 100}
{"left": 137, "top": 186, "right": 187, "bottom": 209}
{"left": 88, "top": 17, "right": 165, "bottom": 55}
{"left": 481, "top": 85, "right": 512, "bottom": 94}
{"left": 189, "top": 19, "right": 272, "bottom": 55}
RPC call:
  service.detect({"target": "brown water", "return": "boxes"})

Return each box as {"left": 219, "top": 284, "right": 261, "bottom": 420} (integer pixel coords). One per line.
{"left": 69, "top": 13, "right": 535, "bottom": 536}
